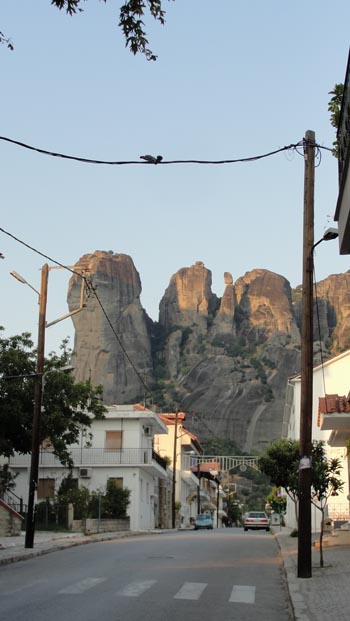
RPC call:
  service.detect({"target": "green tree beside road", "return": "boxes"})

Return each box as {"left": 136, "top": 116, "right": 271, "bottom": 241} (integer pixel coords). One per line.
{"left": 260, "top": 439, "right": 344, "bottom": 566}
{"left": 311, "top": 442, "right": 344, "bottom": 567}
{"left": 259, "top": 439, "right": 300, "bottom": 525}
{"left": 0, "top": 328, "right": 106, "bottom": 477}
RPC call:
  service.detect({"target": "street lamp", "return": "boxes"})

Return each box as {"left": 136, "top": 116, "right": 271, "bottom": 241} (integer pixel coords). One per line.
{"left": 11, "top": 265, "right": 49, "bottom": 549}
{"left": 10, "top": 270, "right": 40, "bottom": 297}
{"left": 298, "top": 180, "right": 339, "bottom": 582}
{"left": 10, "top": 265, "right": 85, "bottom": 548}
{"left": 312, "top": 227, "right": 339, "bottom": 248}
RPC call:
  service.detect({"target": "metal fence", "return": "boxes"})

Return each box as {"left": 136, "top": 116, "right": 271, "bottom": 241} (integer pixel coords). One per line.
{"left": 35, "top": 503, "right": 69, "bottom": 531}
{"left": 9, "top": 447, "right": 167, "bottom": 469}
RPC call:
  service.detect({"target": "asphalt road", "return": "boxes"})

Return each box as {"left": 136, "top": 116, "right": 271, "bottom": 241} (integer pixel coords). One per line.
{"left": 0, "top": 528, "right": 293, "bottom": 621}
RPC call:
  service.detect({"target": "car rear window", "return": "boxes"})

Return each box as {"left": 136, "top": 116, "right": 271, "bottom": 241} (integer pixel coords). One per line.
{"left": 248, "top": 512, "right": 266, "bottom": 518}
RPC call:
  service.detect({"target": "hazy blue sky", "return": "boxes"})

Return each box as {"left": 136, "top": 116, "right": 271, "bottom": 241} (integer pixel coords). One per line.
{"left": 1, "top": 0, "right": 350, "bottom": 353}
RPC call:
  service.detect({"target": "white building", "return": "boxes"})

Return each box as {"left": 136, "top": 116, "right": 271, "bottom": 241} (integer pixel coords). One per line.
{"left": 7, "top": 404, "right": 169, "bottom": 531}
{"left": 283, "top": 350, "right": 350, "bottom": 530}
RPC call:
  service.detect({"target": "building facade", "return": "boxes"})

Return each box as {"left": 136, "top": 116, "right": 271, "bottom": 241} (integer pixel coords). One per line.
{"left": 283, "top": 350, "right": 350, "bottom": 530}
{"left": 6, "top": 404, "right": 169, "bottom": 531}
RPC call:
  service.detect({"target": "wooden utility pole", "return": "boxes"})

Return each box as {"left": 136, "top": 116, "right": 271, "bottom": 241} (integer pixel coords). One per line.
{"left": 171, "top": 410, "right": 179, "bottom": 528}
{"left": 197, "top": 460, "right": 201, "bottom": 514}
{"left": 25, "top": 264, "right": 48, "bottom": 549}
{"left": 298, "top": 130, "right": 315, "bottom": 578}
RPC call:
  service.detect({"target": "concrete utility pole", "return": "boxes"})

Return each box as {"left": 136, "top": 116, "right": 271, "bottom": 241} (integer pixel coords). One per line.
{"left": 25, "top": 263, "right": 48, "bottom": 549}
{"left": 298, "top": 130, "right": 315, "bottom": 578}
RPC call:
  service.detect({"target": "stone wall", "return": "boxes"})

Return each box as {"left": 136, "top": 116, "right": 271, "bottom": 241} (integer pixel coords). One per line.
{"left": 71, "top": 517, "right": 130, "bottom": 535}
{"left": 0, "top": 499, "right": 24, "bottom": 536}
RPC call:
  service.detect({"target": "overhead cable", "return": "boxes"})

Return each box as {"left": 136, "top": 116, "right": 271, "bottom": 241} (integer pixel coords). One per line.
{"left": 0, "top": 226, "right": 152, "bottom": 397}
{"left": 0, "top": 135, "right": 310, "bottom": 166}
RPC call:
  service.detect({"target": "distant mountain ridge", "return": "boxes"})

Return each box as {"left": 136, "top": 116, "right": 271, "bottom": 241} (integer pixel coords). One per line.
{"left": 67, "top": 251, "right": 350, "bottom": 453}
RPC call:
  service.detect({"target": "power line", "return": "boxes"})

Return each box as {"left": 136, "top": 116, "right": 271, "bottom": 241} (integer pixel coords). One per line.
{"left": 0, "top": 226, "right": 153, "bottom": 398}
{"left": 0, "top": 135, "right": 312, "bottom": 165}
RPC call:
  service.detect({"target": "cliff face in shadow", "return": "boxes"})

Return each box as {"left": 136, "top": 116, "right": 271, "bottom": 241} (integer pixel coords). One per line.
{"left": 68, "top": 253, "right": 350, "bottom": 453}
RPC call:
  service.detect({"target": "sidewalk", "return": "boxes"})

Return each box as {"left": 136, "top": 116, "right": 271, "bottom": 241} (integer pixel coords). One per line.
{"left": 274, "top": 526, "right": 350, "bottom": 620}
{"left": 0, "top": 528, "right": 167, "bottom": 566}
{"left": 1, "top": 527, "right": 350, "bottom": 619}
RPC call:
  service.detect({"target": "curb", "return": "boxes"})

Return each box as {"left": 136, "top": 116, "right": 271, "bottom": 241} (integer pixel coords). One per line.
{"left": 0, "top": 529, "right": 172, "bottom": 567}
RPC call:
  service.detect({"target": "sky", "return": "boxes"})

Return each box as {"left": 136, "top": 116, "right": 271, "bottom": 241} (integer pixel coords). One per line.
{"left": 1, "top": 0, "right": 350, "bottom": 354}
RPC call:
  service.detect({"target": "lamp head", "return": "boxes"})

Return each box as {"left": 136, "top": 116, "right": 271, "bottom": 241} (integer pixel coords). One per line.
{"left": 10, "top": 270, "right": 27, "bottom": 284}
{"left": 322, "top": 227, "right": 338, "bottom": 242}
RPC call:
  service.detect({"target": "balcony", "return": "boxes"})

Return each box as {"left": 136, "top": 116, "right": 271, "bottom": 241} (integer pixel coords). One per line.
{"left": 9, "top": 447, "right": 168, "bottom": 475}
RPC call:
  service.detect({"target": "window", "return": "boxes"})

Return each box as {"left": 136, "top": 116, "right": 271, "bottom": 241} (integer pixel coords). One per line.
{"left": 108, "top": 477, "right": 123, "bottom": 489}
{"left": 105, "top": 431, "right": 123, "bottom": 450}
{"left": 37, "top": 478, "right": 55, "bottom": 499}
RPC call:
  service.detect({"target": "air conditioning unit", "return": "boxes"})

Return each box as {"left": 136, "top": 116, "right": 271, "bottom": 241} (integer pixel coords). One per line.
{"left": 79, "top": 467, "right": 92, "bottom": 478}
{"left": 144, "top": 426, "right": 152, "bottom": 436}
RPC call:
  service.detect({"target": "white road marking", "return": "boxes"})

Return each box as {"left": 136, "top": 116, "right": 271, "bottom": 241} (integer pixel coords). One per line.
{"left": 118, "top": 580, "right": 157, "bottom": 597}
{"left": 229, "top": 585, "right": 256, "bottom": 604}
{"left": 59, "top": 577, "right": 106, "bottom": 594}
{"left": 173, "top": 582, "right": 208, "bottom": 600}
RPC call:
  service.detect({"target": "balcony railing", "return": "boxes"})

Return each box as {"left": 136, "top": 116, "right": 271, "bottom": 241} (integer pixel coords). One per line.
{"left": 9, "top": 447, "right": 167, "bottom": 470}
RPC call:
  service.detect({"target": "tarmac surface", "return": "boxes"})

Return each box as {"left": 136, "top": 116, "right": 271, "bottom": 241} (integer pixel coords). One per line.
{"left": 1, "top": 526, "right": 349, "bottom": 620}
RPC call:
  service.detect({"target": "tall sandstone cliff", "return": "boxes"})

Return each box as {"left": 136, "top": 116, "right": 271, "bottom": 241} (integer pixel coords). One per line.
{"left": 68, "top": 251, "right": 153, "bottom": 404}
{"left": 68, "top": 252, "right": 350, "bottom": 453}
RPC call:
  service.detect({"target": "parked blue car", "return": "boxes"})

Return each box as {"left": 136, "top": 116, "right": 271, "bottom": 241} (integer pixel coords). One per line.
{"left": 194, "top": 514, "right": 214, "bottom": 530}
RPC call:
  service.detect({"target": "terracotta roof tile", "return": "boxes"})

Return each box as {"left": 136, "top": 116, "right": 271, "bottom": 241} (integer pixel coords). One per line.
{"left": 134, "top": 403, "right": 149, "bottom": 411}
{"left": 317, "top": 393, "right": 350, "bottom": 426}
{"left": 158, "top": 412, "right": 186, "bottom": 424}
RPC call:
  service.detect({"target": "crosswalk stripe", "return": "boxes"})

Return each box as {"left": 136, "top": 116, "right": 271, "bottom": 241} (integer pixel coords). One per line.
{"left": 58, "top": 577, "right": 258, "bottom": 603}
{"left": 59, "top": 578, "right": 106, "bottom": 594}
{"left": 118, "top": 580, "right": 157, "bottom": 597}
{"left": 173, "top": 582, "right": 208, "bottom": 600}
{"left": 229, "top": 585, "right": 256, "bottom": 604}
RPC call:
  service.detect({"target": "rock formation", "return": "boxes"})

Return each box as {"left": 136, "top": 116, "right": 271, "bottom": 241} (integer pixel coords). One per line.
{"left": 158, "top": 267, "right": 301, "bottom": 452}
{"left": 67, "top": 253, "right": 350, "bottom": 454}
{"left": 67, "top": 251, "right": 153, "bottom": 404}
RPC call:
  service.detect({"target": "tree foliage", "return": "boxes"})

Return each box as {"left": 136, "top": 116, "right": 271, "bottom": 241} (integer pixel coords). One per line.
{"left": 0, "top": 328, "right": 106, "bottom": 466}
{"left": 0, "top": 463, "right": 17, "bottom": 498}
{"left": 266, "top": 487, "right": 287, "bottom": 515}
{"left": 57, "top": 476, "right": 130, "bottom": 519}
{"left": 0, "top": 31, "right": 13, "bottom": 50}
{"left": 259, "top": 438, "right": 300, "bottom": 506}
{"left": 260, "top": 438, "right": 344, "bottom": 566}
{"left": 1, "top": 1, "right": 172, "bottom": 60}
{"left": 311, "top": 441, "right": 344, "bottom": 567}
{"left": 328, "top": 83, "right": 344, "bottom": 157}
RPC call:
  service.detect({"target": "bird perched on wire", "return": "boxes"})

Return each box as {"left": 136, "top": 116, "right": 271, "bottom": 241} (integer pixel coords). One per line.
{"left": 140, "top": 154, "right": 163, "bottom": 164}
